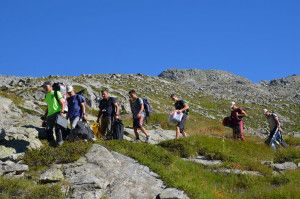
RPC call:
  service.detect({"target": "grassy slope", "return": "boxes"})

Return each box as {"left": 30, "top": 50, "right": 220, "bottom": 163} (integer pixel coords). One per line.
{"left": 1, "top": 75, "right": 300, "bottom": 198}
{"left": 99, "top": 138, "right": 300, "bottom": 199}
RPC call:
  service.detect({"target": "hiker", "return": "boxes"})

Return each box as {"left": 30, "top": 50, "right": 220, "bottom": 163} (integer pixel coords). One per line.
{"left": 263, "top": 109, "right": 288, "bottom": 149}
{"left": 96, "top": 89, "right": 120, "bottom": 140}
{"left": 230, "top": 102, "right": 247, "bottom": 141}
{"left": 42, "top": 81, "right": 65, "bottom": 146}
{"left": 170, "top": 94, "right": 189, "bottom": 139}
{"left": 66, "top": 85, "right": 87, "bottom": 129}
{"left": 129, "top": 89, "right": 150, "bottom": 142}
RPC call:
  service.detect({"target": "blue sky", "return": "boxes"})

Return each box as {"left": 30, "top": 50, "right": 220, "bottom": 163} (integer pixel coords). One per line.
{"left": 0, "top": 0, "right": 299, "bottom": 82}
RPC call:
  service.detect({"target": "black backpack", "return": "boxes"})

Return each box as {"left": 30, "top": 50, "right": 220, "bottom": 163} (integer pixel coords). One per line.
{"left": 112, "top": 119, "right": 124, "bottom": 140}
{"left": 52, "top": 82, "right": 66, "bottom": 102}
{"left": 67, "top": 121, "right": 94, "bottom": 141}
{"left": 143, "top": 98, "right": 152, "bottom": 117}
{"left": 77, "top": 89, "right": 91, "bottom": 107}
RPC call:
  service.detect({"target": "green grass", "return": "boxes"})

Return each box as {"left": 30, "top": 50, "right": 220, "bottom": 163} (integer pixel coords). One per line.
{"left": 98, "top": 139, "right": 300, "bottom": 199}
{"left": 285, "top": 136, "right": 300, "bottom": 146}
{"left": 23, "top": 141, "right": 92, "bottom": 167}
{"left": 274, "top": 147, "right": 300, "bottom": 164}
{"left": 0, "top": 177, "right": 63, "bottom": 199}
{"left": 0, "top": 90, "right": 24, "bottom": 106}
{"left": 159, "top": 135, "right": 274, "bottom": 175}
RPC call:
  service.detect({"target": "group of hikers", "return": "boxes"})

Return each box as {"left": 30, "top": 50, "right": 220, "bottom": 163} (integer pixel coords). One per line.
{"left": 41, "top": 81, "right": 287, "bottom": 150}
{"left": 224, "top": 101, "right": 288, "bottom": 149}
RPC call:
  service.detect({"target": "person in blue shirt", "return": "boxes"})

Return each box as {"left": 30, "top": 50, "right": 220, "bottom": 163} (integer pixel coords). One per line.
{"left": 66, "top": 85, "right": 87, "bottom": 129}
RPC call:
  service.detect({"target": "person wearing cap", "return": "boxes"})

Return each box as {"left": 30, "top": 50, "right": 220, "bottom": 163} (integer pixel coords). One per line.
{"left": 66, "top": 85, "right": 87, "bottom": 129}
{"left": 230, "top": 102, "right": 247, "bottom": 141}
{"left": 263, "top": 109, "right": 287, "bottom": 149}
{"left": 42, "top": 81, "right": 65, "bottom": 146}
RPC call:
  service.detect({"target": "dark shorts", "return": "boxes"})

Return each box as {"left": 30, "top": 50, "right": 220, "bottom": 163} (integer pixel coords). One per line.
{"left": 177, "top": 114, "right": 188, "bottom": 132}
{"left": 133, "top": 116, "right": 144, "bottom": 129}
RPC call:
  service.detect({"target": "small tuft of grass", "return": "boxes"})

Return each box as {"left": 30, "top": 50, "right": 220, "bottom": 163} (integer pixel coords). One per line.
{"left": 159, "top": 135, "right": 274, "bottom": 175}
{"left": 23, "top": 141, "right": 92, "bottom": 167}
{"left": 274, "top": 147, "right": 300, "bottom": 164}
{"left": 0, "top": 176, "right": 63, "bottom": 199}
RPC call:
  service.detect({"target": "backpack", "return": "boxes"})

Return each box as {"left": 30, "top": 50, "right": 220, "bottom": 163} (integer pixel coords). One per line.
{"left": 143, "top": 98, "right": 152, "bottom": 117}
{"left": 223, "top": 116, "right": 234, "bottom": 128}
{"left": 67, "top": 121, "right": 94, "bottom": 141}
{"left": 77, "top": 89, "right": 91, "bottom": 107}
{"left": 112, "top": 119, "right": 124, "bottom": 140}
{"left": 52, "top": 82, "right": 68, "bottom": 112}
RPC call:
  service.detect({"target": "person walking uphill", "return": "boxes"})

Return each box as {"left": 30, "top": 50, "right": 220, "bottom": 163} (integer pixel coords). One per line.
{"left": 170, "top": 94, "right": 189, "bottom": 139}
{"left": 66, "top": 85, "right": 87, "bottom": 129}
{"left": 42, "top": 81, "right": 65, "bottom": 146}
{"left": 230, "top": 102, "right": 247, "bottom": 141}
{"left": 129, "top": 90, "right": 150, "bottom": 142}
{"left": 96, "top": 89, "right": 120, "bottom": 140}
{"left": 263, "top": 109, "right": 288, "bottom": 149}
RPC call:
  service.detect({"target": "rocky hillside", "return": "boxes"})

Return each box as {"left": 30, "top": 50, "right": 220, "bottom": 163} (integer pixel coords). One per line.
{"left": 0, "top": 69, "right": 299, "bottom": 199}
{"left": 0, "top": 69, "right": 299, "bottom": 133}
{"left": 159, "top": 69, "right": 300, "bottom": 104}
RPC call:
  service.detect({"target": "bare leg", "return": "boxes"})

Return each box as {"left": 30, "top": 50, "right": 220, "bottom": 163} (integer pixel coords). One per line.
{"left": 140, "top": 127, "right": 149, "bottom": 137}
{"left": 181, "top": 130, "right": 187, "bottom": 137}
{"left": 176, "top": 126, "right": 180, "bottom": 139}
{"left": 134, "top": 127, "right": 139, "bottom": 139}
{"left": 139, "top": 117, "right": 149, "bottom": 137}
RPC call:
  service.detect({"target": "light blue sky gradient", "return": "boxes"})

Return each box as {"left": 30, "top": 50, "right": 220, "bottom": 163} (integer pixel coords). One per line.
{"left": 0, "top": 0, "right": 299, "bottom": 82}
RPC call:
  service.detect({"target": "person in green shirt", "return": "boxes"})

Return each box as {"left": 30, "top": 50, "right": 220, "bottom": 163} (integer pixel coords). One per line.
{"left": 42, "top": 81, "right": 65, "bottom": 146}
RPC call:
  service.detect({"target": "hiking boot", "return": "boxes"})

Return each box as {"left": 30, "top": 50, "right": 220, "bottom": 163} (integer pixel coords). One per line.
{"left": 135, "top": 137, "right": 141, "bottom": 142}
{"left": 145, "top": 135, "right": 150, "bottom": 142}
{"left": 57, "top": 140, "right": 64, "bottom": 146}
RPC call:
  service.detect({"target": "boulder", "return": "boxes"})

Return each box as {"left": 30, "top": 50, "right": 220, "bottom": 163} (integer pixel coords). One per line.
{"left": 185, "top": 156, "right": 222, "bottom": 166}
{"left": 63, "top": 144, "right": 189, "bottom": 199}
{"left": 0, "top": 146, "right": 16, "bottom": 160}
{"left": 40, "top": 167, "right": 64, "bottom": 183}
{"left": 0, "top": 160, "right": 28, "bottom": 176}
{"left": 272, "top": 162, "right": 298, "bottom": 171}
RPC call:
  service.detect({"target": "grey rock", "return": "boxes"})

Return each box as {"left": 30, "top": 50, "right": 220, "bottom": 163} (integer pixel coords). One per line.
{"left": 185, "top": 156, "right": 222, "bottom": 166}
{"left": 124, "top": 128, "right": 176, "bottom": 144}
{"left": 40, "top": 167, "right": 64, "bottom": 183}
{"left": 0, "top": 160, "right": 29, "bottom": 176}
{"left": 213, "top": 168, "right": 262, "bottom": 176}
{"left": 272, "top": 162, "right": 298, "bottom": 171}
{"left": 158, "top": 188, "right": 189, "bottom": 199}
{"left": 0, "top": 146, "right": 16, "bottom": 159}
{"left": 63, "top": 144, "right": 189, "bottom": 199}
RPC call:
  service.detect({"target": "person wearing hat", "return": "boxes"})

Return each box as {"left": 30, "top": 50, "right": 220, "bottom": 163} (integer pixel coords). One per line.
{"left": 263, "top": 109, "right": 287, "bottom": 149}
{"left": 66, "top": 85, "right": 87, "bottom": 129}
{"left": 42, "top": 81, "right": 65, "bottom": 146}
{"left": 230, "top": 102, "right": 247, "bottom": 141}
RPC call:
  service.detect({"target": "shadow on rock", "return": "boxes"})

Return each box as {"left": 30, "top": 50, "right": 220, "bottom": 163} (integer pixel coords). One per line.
{"left": 21, "top": 125, "right": 48, "bottom": 140}
{"left": 0, "top": 139, "right": 30, "bottom": 153}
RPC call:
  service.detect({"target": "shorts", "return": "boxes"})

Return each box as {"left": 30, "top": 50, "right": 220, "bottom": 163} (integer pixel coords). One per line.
{"left": 133, "top": 115, "right": 145, "bottom": 129}
{"left": 177, "top": 114, "right": 188, "bottom": 132}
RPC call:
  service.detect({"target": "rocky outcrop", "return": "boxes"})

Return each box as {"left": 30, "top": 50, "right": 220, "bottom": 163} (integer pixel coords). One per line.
{"left": 0, "top": 160, "right": 28, "bottom": 177}
{"left": 61, "top": 144, "right": 189, "bottom": 199}
{"left": 0, "top": 96, "right": 44, "bottom": 177}
{"left": 123, "top": 127, "right": 176, "bottom": 144}
{"left": 159, "top": 69, "right": 300, "bottom": 104}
